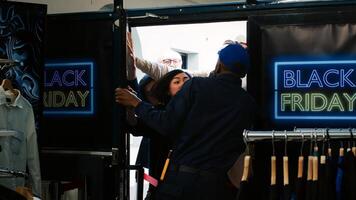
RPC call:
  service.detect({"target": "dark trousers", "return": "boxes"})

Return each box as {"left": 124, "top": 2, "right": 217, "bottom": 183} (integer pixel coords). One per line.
{"left": 145, "top": 185, "right": 156, "bottom": 200}
{"left": 155, "top": 167, "right": 237, "bottom": 200}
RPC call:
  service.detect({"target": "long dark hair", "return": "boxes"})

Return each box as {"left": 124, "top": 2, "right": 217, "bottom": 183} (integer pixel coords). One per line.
{"left": 151, "top": 69, "right": 190, "bottom": 105}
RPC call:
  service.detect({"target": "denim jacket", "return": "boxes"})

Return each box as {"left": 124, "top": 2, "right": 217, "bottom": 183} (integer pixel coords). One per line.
{"left": 0, "top": 86, "right": 41, "bottom": 196}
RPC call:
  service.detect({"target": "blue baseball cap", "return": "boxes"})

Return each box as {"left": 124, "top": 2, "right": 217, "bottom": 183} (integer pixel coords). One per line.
{"left": 218, "top": 43, "right": 250, "bottom": 74}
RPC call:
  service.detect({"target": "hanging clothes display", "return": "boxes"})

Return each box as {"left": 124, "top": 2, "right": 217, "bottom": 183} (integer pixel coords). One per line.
{"left": 269, "top": 133, "right": 278, "bottom": 200}
{"left": 235, "top": 155, "right": 251, "bottom": 200}
{"left": 282, "top": 135, "right": 290, "bottom": 200}
{"left": 295, "top": 155, "right": 305, "bottom": 200}
{"left": 242, "top": 129, "right": 356, "bottom": 200}
{"left": 295, "top": 134, "right": 306, "bottom": 200}
{"left": 305, "top": 138, "right": 316, "bottom": 200}
{"left": 0, "top": 85, "right": 41, "bottom": 196}
{"left": 324, "top": 146, "right": 337, "bottom": 200}
{"left": 343, "top": 150, "right": 356, "bottom": 200}
{"left": 317, "top": 155, "right": 327, "bottom": 200}
{"left": 335, "top": 148, "right": 345, "bottom": 200}
{"left": 305, "top": 155, "right": 314, "bottom": 200}
{"left": 295, "top": 138, "right": 306, "bottom": 200}
{"left": 269, "top": 155, "right": 278, "bottom": 200}
{"left": 282, "top": 157, "right": 290, "bottom": 200}
{"left": 311, "top": 151, "right": 319, "bottom": 200}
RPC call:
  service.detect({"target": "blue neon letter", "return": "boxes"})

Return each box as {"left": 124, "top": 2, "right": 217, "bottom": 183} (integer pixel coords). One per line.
{"left": 62, "top": 70, "right": 75, "bottom": 87}
{"left": 75, "top": 70, "right": 87, "bottom": 86}
{"left": 296, "top": 70, "right": 308, "bottom": 88}
{"left": 340, "top": 69, "right": 356, "bottom": 88}
{"left": 323, "top": 69, "right": 339, "bottom": 88}
{"left": 284, "top": 70, "right": 296, "bottom": 88}
{"left": 50, "top": 70, "right": 62, "bottom": 87}
{"left": 308, "top": 70, "right": 323, "bottom": 88}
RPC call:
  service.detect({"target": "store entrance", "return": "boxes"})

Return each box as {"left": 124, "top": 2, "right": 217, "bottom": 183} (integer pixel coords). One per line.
{"left": 128, "top": 20, "right": 247, "bottom": 199}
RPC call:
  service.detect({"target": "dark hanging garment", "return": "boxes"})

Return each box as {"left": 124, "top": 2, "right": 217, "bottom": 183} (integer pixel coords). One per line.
{"left": 305, "top": 180, "right": 313, "bottom": 200}
{"left": 236, "top": 155, "right": 251, "bottom": 200}
{"left": 283, "top": 185, "right": 291, "bottom": 200}
{"left": 343, "top": 151, "right": 356, "bottom": 200}
{"left": 311, "top": 156, "right": 319, "bottom": 200}
{"left": 335, "top": 154, "right": 344, "bottom": 200}
{"left": 317, "top": 158, "right": 327, "bottom": 200}
{"left": 305, "top": 156, "right": 314, "bottom": 200}
{"left": 295, "top": 177, "right": 305, "bottom": 200}
{"left": 354, "top": 150, "right": 356, "bottom": 198}
{"left": 325, "top": 155, "right": 337, "bottom": 200}
{"left": 269, "top": 185, "right": 279, "bottom": 200}
{"left": 307, "top": 166, "right": 318, "bottom": 200}
{"left": 295, "top": 156, "right": 305, "bottom": 200}
{"left": 236, "top": 180, "right": 249, "bottom": 200}
{"left": 310, "top": 181, "right": 318, "bottom": 200}
{"left": 282, "top": 156, "right": 290, "bottom": 200}
{"left": 269, "top": 155, "right": 278, "bottom": 200}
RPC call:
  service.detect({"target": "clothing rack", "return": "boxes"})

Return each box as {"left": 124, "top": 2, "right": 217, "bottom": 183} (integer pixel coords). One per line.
{"left": 0, "top": 168, "right": 28, "bottom": 178}
{"left": 243, "top": 128, "right": 355, "bottom": 142}
{"left": 0, "top": 58, "right": 16, "bottom": 71}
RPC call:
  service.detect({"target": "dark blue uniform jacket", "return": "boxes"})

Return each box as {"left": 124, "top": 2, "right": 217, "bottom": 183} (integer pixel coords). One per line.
{"left": 135, "top": 73, "right": 256, "bottom": 172}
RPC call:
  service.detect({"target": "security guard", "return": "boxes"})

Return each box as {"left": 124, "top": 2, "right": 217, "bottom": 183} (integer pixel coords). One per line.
{"left": 116, "top": 43, "right": 256, "bottom": 200}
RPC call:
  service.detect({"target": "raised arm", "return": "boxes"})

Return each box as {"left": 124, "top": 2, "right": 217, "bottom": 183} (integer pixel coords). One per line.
{"left": 135, "top": 57, "right": 173, "bottom": 80}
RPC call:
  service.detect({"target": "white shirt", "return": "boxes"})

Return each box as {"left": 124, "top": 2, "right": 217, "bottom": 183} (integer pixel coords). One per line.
{"left": 135, "top": 57, "right": 210, "bottom": 80}
{"left": 0, "top": 86, "right": 41, "bottom": 196}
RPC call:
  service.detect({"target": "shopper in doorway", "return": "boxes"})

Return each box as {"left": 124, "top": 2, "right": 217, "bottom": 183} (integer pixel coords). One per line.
{"left": 127, "top": 70, "right": 191, "bottom": 200}
{"left": 126, "top": 32, "right": 191, "bottom": 200}
{"left": 116, "top": 42, "right": 256, "bottom": 200}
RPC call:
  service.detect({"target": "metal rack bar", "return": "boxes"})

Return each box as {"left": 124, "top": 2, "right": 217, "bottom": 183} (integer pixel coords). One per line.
{"left": 243, "top": 128, "right": 356, "bottom": 142}
{"left": 0, "top": 168, "right": 28, "bottom": 178}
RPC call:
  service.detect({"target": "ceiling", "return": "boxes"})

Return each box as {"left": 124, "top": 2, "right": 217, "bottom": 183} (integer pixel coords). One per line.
{"left": 124, "top": 0, "right": 244, "bottom": 9}
{"left": 7, "top": 0, "right": 340, "bottom": 13}
{"left": 8, "top": 0, "right": 245, "bottom": 13}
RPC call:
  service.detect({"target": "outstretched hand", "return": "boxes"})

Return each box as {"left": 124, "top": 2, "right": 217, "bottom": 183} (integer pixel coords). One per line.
{"left": 115, "top": 87, "right": 142, "bottom": 108}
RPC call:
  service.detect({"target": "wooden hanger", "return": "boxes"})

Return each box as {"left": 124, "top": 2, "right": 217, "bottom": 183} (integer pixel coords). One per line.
{"left": 283, "top": 156, "right": 289, "bottom": 186}
{"left": 271, "top": 156, "right": 276, "bottom": 185}
{"left": 339, "top": 146, "right": 344, "bottom": 157}
{"left": 307, "top": 132, "right": 314, "bottom": 181}
{"left": 160, "top": 150, "right": 172, "bottom": 181}
{"left": 241, "top": 155, "right": 251, "bottom": 182}
{"left": 307, "top": 155, "right": 313, "bottom": 181}
{"left": 312, "top": 132, "right": 318, "bottom": 181}
{"left": 312, "top": 155, "right": 318, "bottom": 181}
{"left": 298, "top": 132, "right": 305, "bottom": 179}
{"left": 271, "top": 131, "right": 276, "bottom": 186}
{"left": 1, "top": 79, "right": 19, "bottom": 98}
{"left": 283, "top": 131, "right": 289, "bottom": 186}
